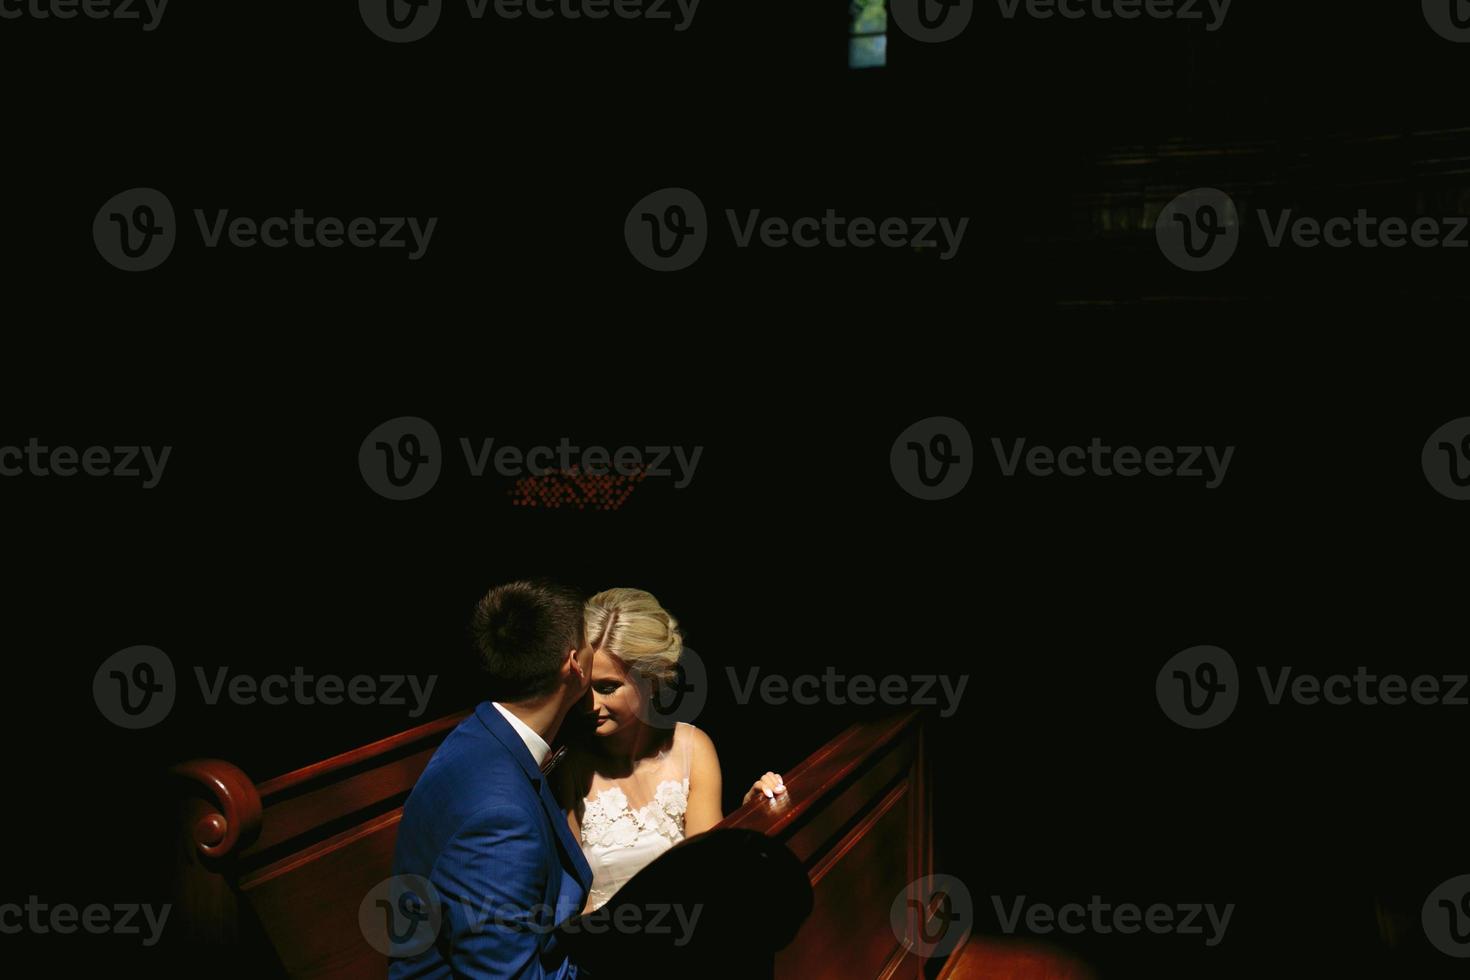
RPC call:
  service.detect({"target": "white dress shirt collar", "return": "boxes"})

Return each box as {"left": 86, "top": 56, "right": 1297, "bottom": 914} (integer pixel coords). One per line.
{"left": 491, "top": 701, "right": 552, "bottom": 767}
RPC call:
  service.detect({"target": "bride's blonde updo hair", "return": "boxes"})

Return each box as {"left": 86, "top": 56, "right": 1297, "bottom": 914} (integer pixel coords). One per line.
{"left": 584, "top": 588, "right": 683, "bottom": 685}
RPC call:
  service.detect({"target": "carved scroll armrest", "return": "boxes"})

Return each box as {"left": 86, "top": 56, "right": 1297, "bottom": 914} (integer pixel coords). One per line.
{"left": 171, "top": 759, "right": 263, "bottom": 860}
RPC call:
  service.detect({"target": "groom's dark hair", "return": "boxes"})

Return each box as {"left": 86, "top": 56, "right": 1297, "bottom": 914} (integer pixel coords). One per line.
{"left": 471, "top": 578, "right": 586, "bottom": 702}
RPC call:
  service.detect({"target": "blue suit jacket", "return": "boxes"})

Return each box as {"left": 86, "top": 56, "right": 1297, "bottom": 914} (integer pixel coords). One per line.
{"left": 389, "top": 702, "right": 594, "bottom": 979}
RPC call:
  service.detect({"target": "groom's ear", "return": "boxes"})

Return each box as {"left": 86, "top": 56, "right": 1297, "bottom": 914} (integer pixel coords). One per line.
{"left": 571, "top": 643, "right": 596, "bottom": 687}
{"left": 565, "top": 645, "right": 588, "bottom": 683}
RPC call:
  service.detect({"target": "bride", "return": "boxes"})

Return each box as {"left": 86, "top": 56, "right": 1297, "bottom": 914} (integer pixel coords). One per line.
{"left": 551, "top": 587, "right": 786, "bottom": 912}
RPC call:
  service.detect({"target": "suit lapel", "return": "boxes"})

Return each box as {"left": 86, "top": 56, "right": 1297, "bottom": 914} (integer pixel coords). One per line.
{"left": 475, "top": 702, "right": 595, "bottom": 894}
{"left": 537, "top": 773, "right": 594, "bottom": 892}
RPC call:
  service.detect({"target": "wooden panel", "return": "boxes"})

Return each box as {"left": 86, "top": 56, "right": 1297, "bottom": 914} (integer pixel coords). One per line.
{"left": 243, "top": 746, "right": 439, "bottom": 864}
{"left": 939, "top": 937, "right": 1097, "bottom": 980}
{"left": 782, "top": 731, "right": 914, "bottom": 865}
{"left": 242, "top": 811, "right": 401, "bottom": 979}
{"left": 709, "top": 710, "right": 932, "bottom": 980}
{"left": 255, "top": 711, "right": 468, "bottom": 798}
{"left": 776, "top": 781, "right": 912, "bottom": 979}
{"left": 716, "top": 710, "right": 921, "bottom": 840}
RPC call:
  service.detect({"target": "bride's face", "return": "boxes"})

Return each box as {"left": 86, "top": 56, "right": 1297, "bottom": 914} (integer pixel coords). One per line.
{"left": 587, "top": 648, "right": 644, "bottom": 737}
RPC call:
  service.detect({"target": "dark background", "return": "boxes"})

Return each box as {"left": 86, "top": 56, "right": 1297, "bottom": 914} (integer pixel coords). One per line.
{"left": 3, "top": 2, "right": 1469, "bottom": 977}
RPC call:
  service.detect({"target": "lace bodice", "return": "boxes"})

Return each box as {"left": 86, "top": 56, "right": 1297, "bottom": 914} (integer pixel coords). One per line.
{"left": 576, "top": 722, "right": 694, "bottom": 911}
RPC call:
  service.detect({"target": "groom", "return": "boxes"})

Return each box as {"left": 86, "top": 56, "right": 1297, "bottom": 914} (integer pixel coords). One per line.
{"left": 390, "top": 578, "right": 596, "bottom": 979}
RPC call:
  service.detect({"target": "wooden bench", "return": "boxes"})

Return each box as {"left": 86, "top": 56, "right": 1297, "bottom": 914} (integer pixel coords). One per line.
{"left": 171, "top": 708, "right": 942, "bottom": 978}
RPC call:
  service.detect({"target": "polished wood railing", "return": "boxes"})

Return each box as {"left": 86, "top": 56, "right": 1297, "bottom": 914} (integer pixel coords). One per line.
{"left": 171, "top": 708, "right": 937, "bottom": 978}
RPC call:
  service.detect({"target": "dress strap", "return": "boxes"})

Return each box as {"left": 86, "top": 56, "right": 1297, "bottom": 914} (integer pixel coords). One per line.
{"left": 679, "top": 721, "right": 693, "bottom": 782}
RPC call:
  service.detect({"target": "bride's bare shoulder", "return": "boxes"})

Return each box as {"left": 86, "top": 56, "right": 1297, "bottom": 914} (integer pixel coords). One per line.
{"left": 678, "top": 721, "right": 719, "bottom": 764}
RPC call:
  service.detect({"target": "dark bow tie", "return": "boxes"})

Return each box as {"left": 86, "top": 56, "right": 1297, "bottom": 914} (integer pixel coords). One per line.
{"left": 540, "top": 744, "right": 568, "bottom": 778}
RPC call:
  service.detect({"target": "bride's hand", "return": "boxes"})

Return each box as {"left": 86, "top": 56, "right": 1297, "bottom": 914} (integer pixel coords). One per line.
{"left": 744, "top": 771, "right": 786, "bottom": 804}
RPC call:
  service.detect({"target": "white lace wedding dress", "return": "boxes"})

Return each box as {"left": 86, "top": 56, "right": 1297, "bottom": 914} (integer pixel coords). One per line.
{"left": 577, "top": 721, "right": 694, "bottom": 911}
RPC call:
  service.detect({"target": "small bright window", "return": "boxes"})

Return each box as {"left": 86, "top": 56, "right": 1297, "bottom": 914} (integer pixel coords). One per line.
{"left": 850, "top": 0, "right": 887, "bottom": 69}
